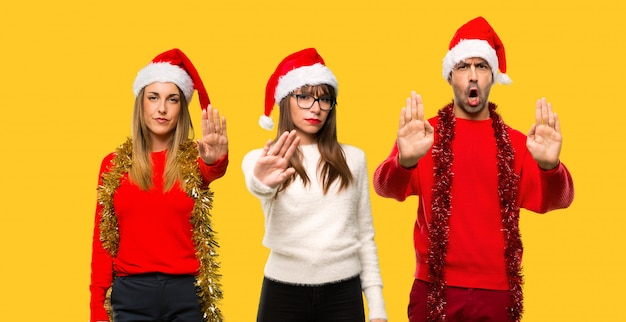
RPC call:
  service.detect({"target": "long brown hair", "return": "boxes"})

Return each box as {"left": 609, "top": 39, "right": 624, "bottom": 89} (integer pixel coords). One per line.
{"left": 276, "top": 84, "right": 353, "bottom": 194}
{"left": 129, "top": 86, "right": 194, "bottom": 191}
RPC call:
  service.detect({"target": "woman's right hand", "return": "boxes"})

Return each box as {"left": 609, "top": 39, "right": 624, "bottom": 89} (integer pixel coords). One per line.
{"left": 253, "top": 130, "right": 300, "bottom": 188}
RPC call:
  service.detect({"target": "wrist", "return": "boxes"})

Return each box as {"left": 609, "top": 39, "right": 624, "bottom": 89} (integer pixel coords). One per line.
{"left": 538, "top": 160, "right": 559, "bottom": 171}
{"left": 398, "top": 154, "right": 418, "bottom": 169}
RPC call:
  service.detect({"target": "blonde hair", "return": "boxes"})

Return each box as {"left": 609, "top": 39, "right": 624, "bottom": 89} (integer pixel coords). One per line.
{"left": 129, "top": 86, "right": 194, "bottom": 191}
{"left": 276, "top": 84, "right": 353, "bottom": 194}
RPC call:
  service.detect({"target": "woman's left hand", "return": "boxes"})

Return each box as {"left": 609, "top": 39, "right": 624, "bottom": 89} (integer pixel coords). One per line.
{"left": 198, "top": 105, "right": 228, "bottom": 164}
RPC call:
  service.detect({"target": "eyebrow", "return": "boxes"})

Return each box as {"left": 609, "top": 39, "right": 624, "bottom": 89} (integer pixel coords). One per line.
{"left": 454, "top": 61, "right": 491, "bottom": 69}
{"left": 146, "top": 91, "right": 180, "bottom": 97}
{"left": 458, "top": 58, "right": 488, "bottom": 65}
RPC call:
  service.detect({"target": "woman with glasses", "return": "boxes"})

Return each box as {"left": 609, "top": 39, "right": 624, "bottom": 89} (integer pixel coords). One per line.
{"left": 242, "top": 48, "right": 388, "bottom": 322}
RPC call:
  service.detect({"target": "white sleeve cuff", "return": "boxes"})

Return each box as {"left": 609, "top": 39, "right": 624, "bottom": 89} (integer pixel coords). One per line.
{"left": 363, "top": 285, "right": 387, "bottom": 320}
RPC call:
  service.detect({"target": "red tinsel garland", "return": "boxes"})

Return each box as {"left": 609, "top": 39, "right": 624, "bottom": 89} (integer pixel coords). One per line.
{"left": 426, "top": 103, "right": 523, "bottom": 322}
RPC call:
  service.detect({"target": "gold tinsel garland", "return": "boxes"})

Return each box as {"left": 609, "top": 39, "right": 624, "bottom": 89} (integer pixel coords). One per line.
{"left": 97, "top": 138, "right": 223, "bottom": 322}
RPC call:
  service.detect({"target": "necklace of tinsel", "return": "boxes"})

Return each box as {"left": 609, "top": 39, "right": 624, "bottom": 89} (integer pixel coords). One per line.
{"left": 426, "top": 102, "right": 523, "bottom": 322}
{"left": 97, "top": 137, "right": 223, "bottom": 322}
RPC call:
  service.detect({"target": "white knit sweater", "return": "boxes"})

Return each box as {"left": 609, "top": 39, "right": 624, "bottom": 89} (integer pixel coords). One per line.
{"left": 242, "top": 143, "right": 387, "bottom": 320}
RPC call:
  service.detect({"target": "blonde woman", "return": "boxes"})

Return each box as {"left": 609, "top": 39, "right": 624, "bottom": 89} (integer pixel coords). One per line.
{"left": 90, "top": 49, "right": 228, "bottom": 322}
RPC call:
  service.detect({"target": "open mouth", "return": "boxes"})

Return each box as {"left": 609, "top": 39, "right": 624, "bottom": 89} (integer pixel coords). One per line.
{"left": 468, "top": 88, "right": 479, "bottom": 106}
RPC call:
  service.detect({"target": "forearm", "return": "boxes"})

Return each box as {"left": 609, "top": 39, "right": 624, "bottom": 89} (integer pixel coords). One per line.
{"left": 520, "top": 157, "right": 575, "bottom": 213}
{"left": 373, "top": 146, "right": 415, "bottom": 201}
{"left": 90, "top": 227, "right": 113, "bottom": 322}
{"left": 538, "top": 162, "right": 574, "bottom": 212}
{"left": 198, "top": 153, "right": 229, "bottom": 183}
{"left": 244, "top": 171, "right": 278, "bottom": 200}
{"left": 363, "top": 285, "right": 387, "bottom": 320}
{"left": 356, "top": 192, "right": 386, "bottom": 320}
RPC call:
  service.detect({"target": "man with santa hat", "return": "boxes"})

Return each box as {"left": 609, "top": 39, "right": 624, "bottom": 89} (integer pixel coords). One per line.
{"left": 373, "top": 17, "right": 574, "bottom": 322}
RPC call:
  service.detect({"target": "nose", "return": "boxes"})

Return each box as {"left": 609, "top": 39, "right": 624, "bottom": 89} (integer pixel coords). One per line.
{"left": 309, "top": 100, "right": 321, "bottom": 113}
{"left": 157, "top": 100, "right": 167, "bottom": 113}
{"left": 468, "top": 65, "right": 478, "bottom": 82}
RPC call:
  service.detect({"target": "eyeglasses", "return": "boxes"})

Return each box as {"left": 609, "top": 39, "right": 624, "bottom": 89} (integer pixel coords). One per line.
{"left": 290, "top": 94, "right": 336, "bottom": 111}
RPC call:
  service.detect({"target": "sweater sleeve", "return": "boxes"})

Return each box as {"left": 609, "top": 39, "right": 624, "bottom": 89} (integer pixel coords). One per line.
{"left": 90, "top": 153, "right": 115, "bottom": 322}
{"left": 372, "top": 143, "right": 420, "bottom": 201}
{"left": 241, "top": 149, "right": 279, "bottom": 200}
{"left": 519, "top": 157, "right": 575, "bottom": 213}
{"left": 198, "top": 152, "right": 229, "bottom": 184}
{"left": 353, "top": 149, "right": 388, "bottom": 320}
{"left": 510, "top": 128, "right": 574, "bottom": 213}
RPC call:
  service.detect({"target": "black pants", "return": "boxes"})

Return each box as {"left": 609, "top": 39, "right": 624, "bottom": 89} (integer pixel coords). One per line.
{"left": 257, "top": 275, "right": 365, "bottom": 322}
{"left": 111, "top": 273, "right": 203, "bottom": 322}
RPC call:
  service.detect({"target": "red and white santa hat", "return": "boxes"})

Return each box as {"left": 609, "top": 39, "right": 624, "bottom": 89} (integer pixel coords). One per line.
{"left": 133, "top": 48, "right": 210, "bottom": 110}
{"left": 260, "top": 48, "right": 338, "bottom": 130}
{"left": 442, "top": 16, "right": 511, "bottom": 85}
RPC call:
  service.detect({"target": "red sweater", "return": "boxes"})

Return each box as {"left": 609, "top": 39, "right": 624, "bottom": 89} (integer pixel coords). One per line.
{"left": 89, "top": 149, "right": 228, "bottom": 322}
{"left": 373, "top": 116, "right": 574, "bottom": 290}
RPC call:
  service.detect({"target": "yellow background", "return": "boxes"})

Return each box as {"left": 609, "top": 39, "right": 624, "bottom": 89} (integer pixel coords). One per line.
{"left": 1, "top": 1, "right": 623, "bottom": 321}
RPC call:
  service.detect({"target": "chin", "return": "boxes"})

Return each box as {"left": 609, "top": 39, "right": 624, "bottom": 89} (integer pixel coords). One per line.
{"left": 463, "top": 105, "right": 483, "bottom": 114}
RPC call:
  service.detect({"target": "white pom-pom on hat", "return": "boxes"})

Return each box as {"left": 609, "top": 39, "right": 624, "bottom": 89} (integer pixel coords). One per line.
{"left": 259, "top": 115, "right": 274, "bottom": 131}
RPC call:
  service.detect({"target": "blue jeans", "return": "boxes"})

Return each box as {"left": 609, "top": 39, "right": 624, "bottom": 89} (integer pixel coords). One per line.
{"left": 111, "top": 273, "right": 203, "bottom": 322}
{"left": 257, "top": 275, "right": 365, "bottom": 322}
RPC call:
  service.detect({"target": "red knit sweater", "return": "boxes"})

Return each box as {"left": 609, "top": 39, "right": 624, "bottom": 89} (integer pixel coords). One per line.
{"left": 89, "top": 149, "right": 228, "bottom": 322}
{"left": 373, "top": 116, "right": 574, "bottom": 290}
